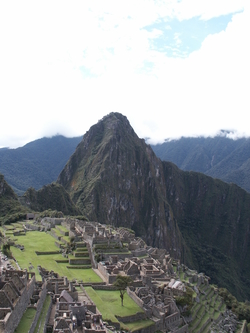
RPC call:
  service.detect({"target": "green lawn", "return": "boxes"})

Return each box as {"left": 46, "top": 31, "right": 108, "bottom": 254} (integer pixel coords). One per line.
{"left": 126, "top": 319, "right": 155, "bottom": 332}
{"left": 15, "top": 308, "right": 36, "bottom": 333}
{"left": 10, "top": 231, "right": 102, "bottom": 283}
{"left": 84, "top": 287, "right": 144, "bottom": 327}
{"left": 34, "top": 295, "right": 51, "bottom": 333}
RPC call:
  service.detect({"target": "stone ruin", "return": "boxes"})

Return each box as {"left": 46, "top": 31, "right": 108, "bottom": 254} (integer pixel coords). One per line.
{"left": 0, "top": 269, "right": 46, "bottom": 333}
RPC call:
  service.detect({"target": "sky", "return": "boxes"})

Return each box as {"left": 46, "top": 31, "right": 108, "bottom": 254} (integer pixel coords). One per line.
{"left": 0, "top": 1, "right": 249, "bottom": 148}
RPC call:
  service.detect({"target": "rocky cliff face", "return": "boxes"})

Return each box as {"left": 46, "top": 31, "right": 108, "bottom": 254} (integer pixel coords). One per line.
{"left": 57, "top": 112, "right": 250, "bottom": 301}
{"left": 163, "top": 162, "right": 250, "bottom": 300}
{"left": 57, "top": 113, "right": 188, "bottom": 260}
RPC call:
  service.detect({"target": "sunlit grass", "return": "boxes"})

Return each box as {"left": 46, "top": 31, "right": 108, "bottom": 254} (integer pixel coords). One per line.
{"left": 10, "top": 231, "right": 102, "bottom": 283}
{"left": 84, "top": 287, "right": 144, "bottom": 322}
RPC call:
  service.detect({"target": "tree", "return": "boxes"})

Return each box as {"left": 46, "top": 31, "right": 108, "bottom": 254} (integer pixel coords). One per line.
{"left": 113, "top": 274, "right": 132, "bottom": 306}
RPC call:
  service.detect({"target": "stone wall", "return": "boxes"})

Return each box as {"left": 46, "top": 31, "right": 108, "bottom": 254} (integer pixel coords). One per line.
{"left": 164, "top": 311, "right": 180, "bottom": 329}
{"left": 3, "top": 275, "right": 36, "bottom": 333}
{"left": 69, "top": 258, "right": 91, "bottom": 265}
{"left": 127, "top": 287, "right": 144, "bottom": 309}
{"left": 92, "top": 285, "right": 117, "bottom": 291}
{"left": 43, "top": 296, "right": 52, "bottom": 333}
{"left": 28, "top": 283, "right": 47, "bottom": 333}
{"left": 116, "top": 312, "right": 147, "bottom": 323}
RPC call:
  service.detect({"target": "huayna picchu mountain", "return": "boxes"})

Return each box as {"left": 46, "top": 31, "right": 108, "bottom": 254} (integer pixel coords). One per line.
{"left": 56, "top": 112, "right": 250, "bottom": 301}
{"left": 57, "top": 113, "right": 188, "bottom": 261}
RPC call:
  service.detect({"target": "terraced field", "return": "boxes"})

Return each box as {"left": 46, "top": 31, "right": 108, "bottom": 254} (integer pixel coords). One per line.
{"left": 2, "top": 223, "right": 102, "bottom": 283}
{"left": 175, "top": 266, "right": 244, "bottom": 333}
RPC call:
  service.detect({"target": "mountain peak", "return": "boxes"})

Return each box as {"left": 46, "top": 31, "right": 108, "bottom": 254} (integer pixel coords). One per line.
{"left": 57, "top": 112, "right": 185, "bottom": 259}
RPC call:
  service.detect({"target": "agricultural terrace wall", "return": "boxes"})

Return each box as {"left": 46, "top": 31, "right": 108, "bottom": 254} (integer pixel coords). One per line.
{"left": 92, "top": 285, "right": 117, "bottom": 291}
{"left": 35, "top": 251, "right": 60, "bottom": 255}
{"left": 69, "top": 258, "right": 91, "bottom": 265}
{"left": 24, "top": 224, "right": 40, "bottom": 231}
{"left": 28, "top": 283, "right": 47, "bottom": 333}
{"left": 2, "top": 275, "right": 36, "bottom": 333}
{"left": 116, "top": 312, "right": 147, "bottom": 323}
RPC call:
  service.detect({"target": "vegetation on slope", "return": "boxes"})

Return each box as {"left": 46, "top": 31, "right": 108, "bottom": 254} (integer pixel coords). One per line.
{"left": 57, "top": 112, "right": 189, "bottom": 260}
{"left": 0, "top": 135, "right": 82, "bottom": 195}
{"left": 0, "top": 174, "right": 27, "bottom": 224}
{"left": 163, "top": 162, "right": 250, "bottom": 301}
{"left": 151, "top": 135, "right": 250, "bottom": 192}
{"left": 21, "top": 183, "right": 81, "bottom": 216}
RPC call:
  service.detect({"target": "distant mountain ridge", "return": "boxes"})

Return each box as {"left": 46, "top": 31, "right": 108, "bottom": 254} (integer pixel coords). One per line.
{"left": 151, "top": 136, "right": 250, "bottom": 192}
{"left": 1, "top": 131, "right": 249, "bottom": 196}
{"left": 1, "top": 114, "right": 250, "bottom": 301}
{"left": 0, "top": 135, "right": 82, "bottom": 195}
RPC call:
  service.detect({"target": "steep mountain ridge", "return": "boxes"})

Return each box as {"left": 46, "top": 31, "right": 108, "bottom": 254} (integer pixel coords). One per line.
{"left": 151, "top": 136, "right": 250, "bottom": 192}
{"left": 57, "top": 113, "right": 188, "bottom": 260}
{"left": 163, "top": 162, "right": 250, "bottom": 299}
{"left": 57, "top": 113, "right": 250, "bottom": 300}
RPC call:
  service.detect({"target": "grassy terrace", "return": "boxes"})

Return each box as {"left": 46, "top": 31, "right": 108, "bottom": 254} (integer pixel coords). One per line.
{"left": 15, "top": 308, "right": 37, "bottom": 333}
{"left": 15, "top": 295, "right": 51, "bottom": 333}
{"left": 34, "top": 295, "right": 51, "bottom": 333}
{"left": 51, "top": 227, "right": 71, "bottom": 242}
{"left": 10, "top": 230, "right": 102, "bottom": 283}
{"left": 84, "top": 287, "right": 154, "bottom": 331}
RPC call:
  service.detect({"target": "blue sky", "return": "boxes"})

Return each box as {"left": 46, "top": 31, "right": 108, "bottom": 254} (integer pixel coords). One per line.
{"left": 145, "top": 14, "right": 236, "bottom": 57}
{"left": 0, "top": 0, "right": 249, "bottom": 148}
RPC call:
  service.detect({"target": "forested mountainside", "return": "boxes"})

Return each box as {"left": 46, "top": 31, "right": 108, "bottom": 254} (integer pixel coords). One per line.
{"left": 56, "top": 113, "right": 250, "bottom": 301}
{"left": 0, "top": 174, "right": 27, "bottom": 224}
{"left": 20, "top": 183, "right": 81, "bottom": 216}
{"left": 0, "top": 135, "right": 82, "bottom": 195}
{"left": 151, "top": 135, "right": 250, "bottom": 192}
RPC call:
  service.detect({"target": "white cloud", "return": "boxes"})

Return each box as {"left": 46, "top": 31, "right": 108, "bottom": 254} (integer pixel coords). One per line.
{"left": 0, "top": 1, "right": 249, "bottom": 148}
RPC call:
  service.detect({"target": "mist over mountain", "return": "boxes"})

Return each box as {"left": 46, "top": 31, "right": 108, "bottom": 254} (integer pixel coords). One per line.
{"left": 151, "top": 136, "right": 250, "bottom": 192}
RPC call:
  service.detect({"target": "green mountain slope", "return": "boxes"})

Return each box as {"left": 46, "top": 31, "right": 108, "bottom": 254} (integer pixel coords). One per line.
{"left": 57, "top": 113, "right": 189, "bottom": 260}
{"left": 0, "top": 135, "right": 82, "bottom": 195}
{"left": 163, "top": 162, "right": 250, "bottom": 301}
{"left": 21, "top": 183, "right": 81, "bottom": 216}
{"left": 151, "top": 136, "right": 250, "bottom": 192}
{"left": 57, "top": 113, "right": 250, "bottom": 301}
{"left": 0, "top": 174, "right": 27, "bottom": 224}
